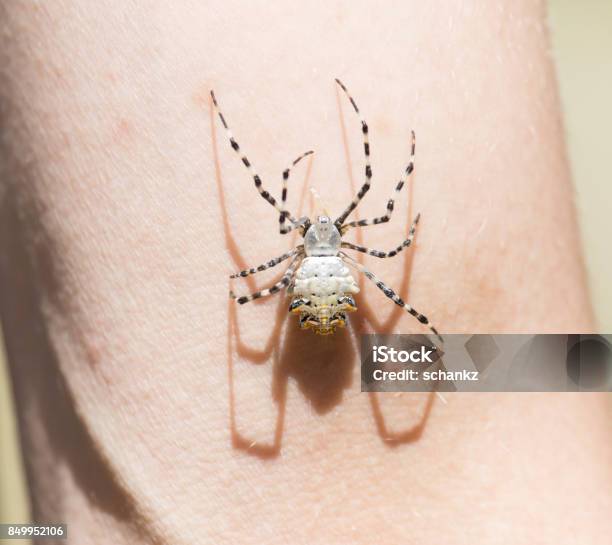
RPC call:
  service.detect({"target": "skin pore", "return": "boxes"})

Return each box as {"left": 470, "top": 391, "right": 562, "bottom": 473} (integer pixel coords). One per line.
{"left": 1, "top": 1, "right": 611, "bottom": 544}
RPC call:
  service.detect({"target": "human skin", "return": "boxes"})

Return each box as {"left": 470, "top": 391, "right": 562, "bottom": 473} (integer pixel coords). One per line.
{"left": 1, "top": 1, "right": 611, "bottom": 544}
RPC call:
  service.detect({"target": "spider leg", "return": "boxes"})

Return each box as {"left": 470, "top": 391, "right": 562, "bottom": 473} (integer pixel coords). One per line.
{"left": 229, "top": 246, "right": 303, "bottom": 279}
{"left": 341, "top": 213, "right": 420, "bottom": 258}
{"left": 341, "top": 131, "right": 416, "bottom": 234}
{"left": 340, "top": 251, "right": 443, "bottom": 346}
{"left": 210, "top": 90, "right": 298, "bottom": 225}
{"left": 230, "top": 254, "right": 303, "bottom": 304}
{"left": 333, "top": 78, "right": 372, "bottom": 228}
{"left": 279, "top": 151, "right": 314, "bottom": 235}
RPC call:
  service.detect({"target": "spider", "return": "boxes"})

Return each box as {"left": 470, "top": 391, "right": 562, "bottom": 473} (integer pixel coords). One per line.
{"left": 211, "top": 79, "right": 442, "bottom": 345}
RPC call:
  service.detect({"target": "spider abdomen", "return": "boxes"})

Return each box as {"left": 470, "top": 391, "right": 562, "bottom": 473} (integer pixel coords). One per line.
{"left": 291, "top": 256, "right": 359, "bottom": 335}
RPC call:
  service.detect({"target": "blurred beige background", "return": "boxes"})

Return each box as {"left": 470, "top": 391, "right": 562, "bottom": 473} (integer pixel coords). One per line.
{"left": 0, "top": 0, "right": 611, "bottom": 536}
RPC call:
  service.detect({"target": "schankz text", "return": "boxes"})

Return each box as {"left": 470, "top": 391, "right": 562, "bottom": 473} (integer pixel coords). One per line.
{"left": 372, "top": 345, "right": 436, "bottom": 364}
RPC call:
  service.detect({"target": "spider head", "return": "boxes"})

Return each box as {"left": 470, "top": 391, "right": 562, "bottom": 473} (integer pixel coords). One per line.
{"left": 304, "top": 216, "right": 341, "bottom": 257}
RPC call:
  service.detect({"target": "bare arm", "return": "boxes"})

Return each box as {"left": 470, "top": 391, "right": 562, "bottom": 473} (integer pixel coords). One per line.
{"left": 1, "top": 1, "right": 610, "bottom": 544}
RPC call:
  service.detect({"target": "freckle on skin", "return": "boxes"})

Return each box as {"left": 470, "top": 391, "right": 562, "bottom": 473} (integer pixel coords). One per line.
{"left": 105, "top": 71, "right": 118, "bottom": 83}
{"left": 114, "top": 118, "right": 134, "bottom": 142}
{"left": 192, "top": 87, "right": 212, "bottom": 109}
{"left": 50, "top": 65, "right": 63, "bottom": 79}
{"left": 372, "top": 115, "right": 392, "bottom": 135}
{"left": 84, "top": 339, "right": 101, "bottom": 368}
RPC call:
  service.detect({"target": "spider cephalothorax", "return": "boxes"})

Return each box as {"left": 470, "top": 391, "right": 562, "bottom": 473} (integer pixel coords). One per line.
{"left": 214, "top": 79, "right": 442, "bottom": 345}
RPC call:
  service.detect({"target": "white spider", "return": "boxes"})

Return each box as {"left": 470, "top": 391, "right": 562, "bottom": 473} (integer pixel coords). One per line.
{"left": 213, "top": 79, "right": 442, "bottom": 344}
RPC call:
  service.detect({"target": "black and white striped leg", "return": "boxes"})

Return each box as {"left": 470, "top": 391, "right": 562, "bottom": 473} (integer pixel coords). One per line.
{"left": 279, "top": 150, "right": 314, "bottom": 235}
{"left": 230, "top": 254, "right": 303, "bottom": 304}
{"left": 341, "top": 213, "right": 420, "bottom": 258}
{"left": 340, "top": 252, "right": 443, "bottom": 346}
{"left": 210, "top": 90, "right": 298, "bottom": 226}
{"left": 341, "top": 131, "right": 416, "bottom": 234}
{"left": 334, "top": 78, "right": 372, "bottom": 228}
{"left": 229, "top": 247, "right": 303, "bottom": 279}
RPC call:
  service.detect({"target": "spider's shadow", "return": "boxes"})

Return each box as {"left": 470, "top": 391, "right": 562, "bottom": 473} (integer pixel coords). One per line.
{"left": 212, "top": 86, "right": 435, "bottom": 459}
